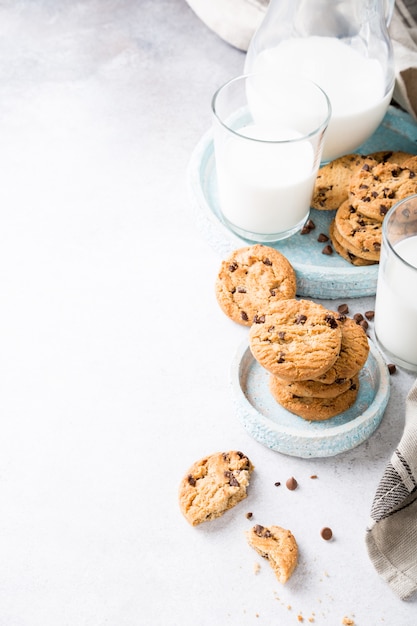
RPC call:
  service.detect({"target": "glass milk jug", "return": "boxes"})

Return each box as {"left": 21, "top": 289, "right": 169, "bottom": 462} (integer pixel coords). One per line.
{"left": 244, "top": 0, "right": 395, "bottom": 161}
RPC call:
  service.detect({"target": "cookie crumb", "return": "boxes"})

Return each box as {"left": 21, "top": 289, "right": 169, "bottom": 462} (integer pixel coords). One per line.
{"left": 297, "top": 614, "right": 304, "bottom": 622}
{"left": 254, "top": 562, "right": 261, "bottom": 574}
{"left": 310, "top": 474, "right": 318, "bottom": 479}
{"left": 342, "top": 618, "right": 355, "bottom": 625}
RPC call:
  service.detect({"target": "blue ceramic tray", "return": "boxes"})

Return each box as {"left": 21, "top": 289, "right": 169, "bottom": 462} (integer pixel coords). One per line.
{"left": 231, "top": 339, "right": 390, "bottom": 458}
{"left": 188, "top": 106, "right": 417, "bottom": 299}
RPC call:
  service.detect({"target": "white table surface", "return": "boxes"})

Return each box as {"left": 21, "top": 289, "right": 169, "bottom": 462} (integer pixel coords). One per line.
{"left": 1, "top": 1, "right": 416, "bottom": 625}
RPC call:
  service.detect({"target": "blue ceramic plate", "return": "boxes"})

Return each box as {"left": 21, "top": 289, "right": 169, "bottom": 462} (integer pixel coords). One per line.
{"left": 231, "top": 339, "right": 390, "bottom": 458}
{"left": 188, "top": 106, "right": 417, "bottom": 299}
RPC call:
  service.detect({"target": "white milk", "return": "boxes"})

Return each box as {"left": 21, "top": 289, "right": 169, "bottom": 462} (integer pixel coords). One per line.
{"left": 251, "top": 37, "right": 393, "bottom": 161}
{"left": 215, "top": 124, "right": 316, "bottom": 236}
{"left": 375, "top": 236, "right": 417, "bottom": 368}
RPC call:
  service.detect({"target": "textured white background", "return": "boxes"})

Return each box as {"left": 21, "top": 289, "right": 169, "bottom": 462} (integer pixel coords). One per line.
{"left": 0, "top": 1, "right": 416, "bottom": 624}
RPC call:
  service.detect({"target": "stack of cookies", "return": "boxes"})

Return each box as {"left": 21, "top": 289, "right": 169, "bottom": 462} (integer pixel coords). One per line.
{"left": 248, "top": 299, "right": 369, "bottom": 421}
{"left": 311, "top": 150, "right": 417, "bottom": 265}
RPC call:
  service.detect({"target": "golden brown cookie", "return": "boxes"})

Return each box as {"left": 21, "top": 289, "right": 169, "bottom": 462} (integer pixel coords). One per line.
{"left": 179, "top": 451, "right": 254, "bottom": 526}
{"left": 311, "top": 154, "right": 376, "bottom": 210}
{"left": 349, "top": 161, "right": 417, "bottom": 222}
{"left": 334, "top": 200, "right": 382, "bottom": 261}
{"left": 249, "top": 299, "right": 342, "bottom": 381}
{"left": 314, "top": 317, "right": 369, "bottom": 384}
{"left": 281, "top": 375, "right": 355, "bottom": 398}
{"left": 269, "top": 374, "right": 359, "bottom": 421}
{"left": 329, "top": 218, "right": 378, "bottom": 266}
{"left": 215, "top": 245, "right": 296, "bottom": 327}
{"left": 246, "top": 524, "right": 298, "bottom": 584}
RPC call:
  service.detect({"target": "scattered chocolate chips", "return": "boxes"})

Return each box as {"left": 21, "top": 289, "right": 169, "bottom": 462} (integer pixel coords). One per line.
{"left": 353, "top": 313, "right": 364, "bottom": 323}
{"left": 364, "top": 310, "right": 375, "bottom": 321}
{"left": 310, "top": 474, "right": 318, "bottom": 479}
{"left": 317, "top": 233, "right": 329, "bottom": 242}
{"left": 320, "top": 527, "right": 333, "bottom": 541}
{"left": 358, "top": 319, "right": 368, "bottom": 331}
{"left": 301, "top": 218, "right": 316, "bottom": 234}
{"left": 388, "top": 363, "right": 397, "bottom": 375}
{"left": 246, "top": 512, "right": 253, "bottom": 519}
{"left": 338, "top": 303, "right": 349, "bottom": 315}
{"left": 322, "top": 244, "right": 333, "bottom": 255}
{"left": 286, "top": 476, "right": 298, "bottom": 491}
{"left": 274, "top": 481, "right": 281, "bottom": 487}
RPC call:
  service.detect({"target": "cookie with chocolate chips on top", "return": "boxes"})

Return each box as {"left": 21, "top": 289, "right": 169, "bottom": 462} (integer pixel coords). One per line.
{"left": 248, "top": 299, "right": 342, "bottom": 381}
{"left": 215, "top": 244, "right": 296, "bottom": 326}
{"left": 349, "top": 160, "right": 417, "bottom": 222}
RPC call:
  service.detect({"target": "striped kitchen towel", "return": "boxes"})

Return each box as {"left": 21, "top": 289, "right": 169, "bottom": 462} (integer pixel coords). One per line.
{"left": 366, "top": 377, "right": 417, "bottom": 601}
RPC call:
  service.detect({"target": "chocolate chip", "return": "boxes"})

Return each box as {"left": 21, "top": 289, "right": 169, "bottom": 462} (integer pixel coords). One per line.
{"left": 246, "top": 512, "right": 253, "bottom": 519}
{"left": 338, "top": 303, "right": 349, "bottom": 315}
{"left": 324, "top": 314, "right": 338, "bottom": 328}
{"left": 254, "top": 524, "right": 271, "bottom": 538}
{"left": 320, "top": 527, "right": 333, "bottom": 540}
{"left": 317, "top": 233, "right": 329, "bottom": 242}
{"left": 359, "top": 319, "right": 368, "bottom": 331}
{"left": 310, "top": 474, "right": 318, "bottom": 479}
{"left": 270, "top": 288, "right": 277, "bottom": 296}
{"left": 187, "top": 475, "right": 196, "bottom": 487}
{"left": 365, "top": 310, "right": 375, "bottom": 320}
{"left": 263, "top": 257, "right": 272, "bottom": 266}
{"left": 380, "top": 205, "right": 389, "bottom": 216}
{"left": 362, "top": 163, "right": 371, "bottom": 171}
{"left": 237, "top": 286, "right": 246, "bottom": 293}
{"left": 225, "top": 471, "right": 239, "bottom": 487}
{"left": 388, "top": 363, "right": 397, "bottom": 374}
{"left": 300, "top": 225, "right": 311, "bottom": 235}
{"left": 278, "top": 331, "right": 286, "bottom": 340}
{"left": 277, "top": 352, "right": 286, "bottom": 363}
{"left": 286, "top": 476, "right": 298, "bottom": 491}
{"left": 241, "top": 311, "right": 249, "bottom": 322}
{"left": 306, "top": 219, "right": 316, "bottom": 230}
{"left": 229, "top": 262, "right": 238, "bottom": 272}
{"left": 410, "top": 171, "right": 416, "bottom": 179}
{"left": 353, "top": 313, "right": 364, "bottom": 323}
{"left": 322, "top": 244, "right": 333, "bottom": 255}
{"left": 274, "top": 481, "right": 281, "bottom": 487}
{"left": 253, "top": 314, "right": 265, "bottom": 324}
{"left": 295, "top": 314, "right": 307, "bottom": 325}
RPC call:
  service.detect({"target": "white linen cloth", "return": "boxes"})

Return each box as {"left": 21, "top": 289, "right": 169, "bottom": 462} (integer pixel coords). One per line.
{"left": 365, "top": 378, "right": 417, "bottom": 601}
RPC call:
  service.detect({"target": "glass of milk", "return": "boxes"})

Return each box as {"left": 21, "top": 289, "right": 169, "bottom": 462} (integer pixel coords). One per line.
{"left": 211, "top": 73, "right": 331, "bottom": 242}
{"left": 374, "top": 195, "right": 417, "bottom": 372}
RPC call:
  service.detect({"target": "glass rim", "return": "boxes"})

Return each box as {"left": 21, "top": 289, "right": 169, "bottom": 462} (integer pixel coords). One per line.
{"left": 383, "top": 194, "right": 417, "bottom": 272}
{"left": 211, "top": 72, "right": 332, "bottom": 145}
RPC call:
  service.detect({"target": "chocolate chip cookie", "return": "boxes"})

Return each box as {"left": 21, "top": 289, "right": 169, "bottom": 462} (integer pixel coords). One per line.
{"left": 311, "top": 153, "right": 377, "bottom": 210}
{"left": 269, "top": 374, "right": 359, "bottom": 420}
{"left": 178, "top": 451, "right": 254, "bottom": 526}
{"left": 314, "top": 317, "right": 369, "bottom": 384}
{"left": 333, "top": 200, "right": 382, "bottom": 261}
{"left": 349, "top": 161, "right": 417, "bottom": 222}
{"left": 281, "top": 375, "right": 356, "bottom": 399}
{"left": 215, "top": 244, "right": 297, "bottom": 327}
{"left": 329, "top": 219, "right": 377, "bottom": 266}
{"left": 249, "top": 299, "right": 342, "bottom": 381}
{"left": 246, "top": 524, "right": 298, "bottom": 583}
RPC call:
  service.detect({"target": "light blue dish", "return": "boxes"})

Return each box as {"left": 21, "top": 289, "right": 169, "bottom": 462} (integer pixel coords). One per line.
{"left": 230, "top": 339, "right": 390, "bottom": 458}
{"left": 188, "top": 105, "right": 417, "bottom": 299}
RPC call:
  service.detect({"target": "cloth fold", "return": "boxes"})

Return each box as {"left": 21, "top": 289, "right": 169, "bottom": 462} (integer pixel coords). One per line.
{"left": 366, "top": 377, "right": 417, "bottom": 601}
